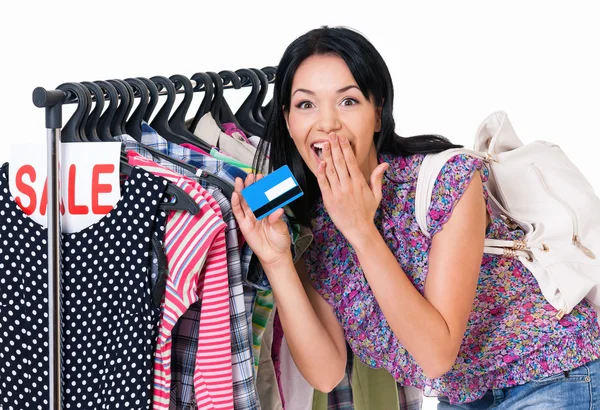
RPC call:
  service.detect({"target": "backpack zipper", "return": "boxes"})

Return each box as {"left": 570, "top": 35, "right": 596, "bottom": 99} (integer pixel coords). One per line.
{"left": 530, "top": 164, "right": 596, "bottom": 259}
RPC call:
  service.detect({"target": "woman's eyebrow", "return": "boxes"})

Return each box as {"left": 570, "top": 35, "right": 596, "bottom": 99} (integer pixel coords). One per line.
{"left": 292, "top": 88, "right": 315, "bottom": 96}
{"left": 336, "top": 85, "right": 360, "bottom": 93}
{"left": 292, "top": 85, "right": 360, "bottom": 96}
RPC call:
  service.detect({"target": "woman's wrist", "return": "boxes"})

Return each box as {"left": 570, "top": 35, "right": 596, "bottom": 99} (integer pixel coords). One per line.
{"left": 346, "top": 222, "right": 382, "bottom": 252}
{"left": 260, "top": 252, "right": 295, "bottom": 276}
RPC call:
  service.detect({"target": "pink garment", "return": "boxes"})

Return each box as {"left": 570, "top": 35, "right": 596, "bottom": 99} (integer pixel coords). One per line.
{"left": 272, "top": 311, "right": 285, "bottom": 408}
{"left": 181, "top": 143, "right": 211, "bottom": 157}
{"left": 222, "top": 122, "right": 250, "bottom": 144}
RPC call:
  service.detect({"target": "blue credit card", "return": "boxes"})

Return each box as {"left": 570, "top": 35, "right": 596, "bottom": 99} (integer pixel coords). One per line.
{"left": 241, "top": 165, "right": 304, "bottom": 220}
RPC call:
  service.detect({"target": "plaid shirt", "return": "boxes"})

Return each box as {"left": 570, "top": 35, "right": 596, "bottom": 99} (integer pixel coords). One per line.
{"left": 118, "top": 134, "right": 259, "bottom": 410}
{"left": 140, "top": 122, "right": 248, "bottom": 186}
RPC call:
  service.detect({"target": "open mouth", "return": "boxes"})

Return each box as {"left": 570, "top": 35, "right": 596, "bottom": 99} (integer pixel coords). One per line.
{"left": 311, "top": 142, "right": 326, "bottom": 160}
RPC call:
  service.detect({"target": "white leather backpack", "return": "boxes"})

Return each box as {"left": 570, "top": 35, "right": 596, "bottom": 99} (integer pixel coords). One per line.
{"left": 415, "top": 111, "right": 600, "bottom": 319}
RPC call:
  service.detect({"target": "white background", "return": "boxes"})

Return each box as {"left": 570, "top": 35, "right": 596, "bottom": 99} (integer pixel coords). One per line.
{"left": 1, "top": 1, "right": 599, "bottom": 408}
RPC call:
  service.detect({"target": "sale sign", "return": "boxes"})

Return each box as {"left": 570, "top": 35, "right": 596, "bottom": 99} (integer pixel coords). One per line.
{"left": 9, "top": 142, "right": 122, "bottom": 233}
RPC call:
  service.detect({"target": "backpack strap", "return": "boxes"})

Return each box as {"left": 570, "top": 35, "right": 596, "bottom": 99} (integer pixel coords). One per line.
{"left": 415, "top": 148, "right": 532, "bottom": 260}
{"left": 415, "top": 148, "right": 477, "bottom": 238}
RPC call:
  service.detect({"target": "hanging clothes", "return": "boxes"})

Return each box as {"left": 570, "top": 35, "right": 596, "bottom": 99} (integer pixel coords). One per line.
{"left": 119, "top": 132, "right": 261, "bottom": 410}
{"left": 126, "top": 125, "right": 263, "bottom": 408}
{"left": 138, "top": 122, "right": 248, "bottom": 189}
{"left": 191, "top": 113, "right": 258, "bottom": 168}
{"left": 311, "top": 354, "right": 424, "bottom": 410}
{"left": 277, "top": 336, "right": 315, "bottom": 410}
{"left": 222, "top": 122, "right": 251, "bottom": 145}
{"left": 0, "top": 163, "right": 168, "bottom": 410}
{"left": 208, "top": 148, "right": 254, "bottom": 173}
{"left": 255, "top": 303, "right": 283, "bottom": 410}
{"left": 127, "top": 152, "right": 234, "bottom": 410}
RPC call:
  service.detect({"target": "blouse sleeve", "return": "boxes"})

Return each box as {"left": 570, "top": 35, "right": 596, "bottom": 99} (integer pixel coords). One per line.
{"left": 426, "top": 153, "right": 486, "bottom": 238}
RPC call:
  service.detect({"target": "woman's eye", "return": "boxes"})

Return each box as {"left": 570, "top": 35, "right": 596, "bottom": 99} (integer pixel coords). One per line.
{"left": 297, "top": 101, "right": 314, "bottom": 109}
{"left": 342, "top": 98, "right": 358, "bottom": 106}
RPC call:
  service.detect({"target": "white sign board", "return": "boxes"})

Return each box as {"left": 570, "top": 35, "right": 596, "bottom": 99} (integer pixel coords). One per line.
{"left": 9, "top": 142, "right": 122, "bottom": 233}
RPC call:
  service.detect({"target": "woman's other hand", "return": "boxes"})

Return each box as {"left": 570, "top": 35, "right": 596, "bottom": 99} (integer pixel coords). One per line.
{"left": 317, "top": 132, "right": 389, "bottom": 244}
{"left": 231, "top": 173, "right": 292, "bottom": 268}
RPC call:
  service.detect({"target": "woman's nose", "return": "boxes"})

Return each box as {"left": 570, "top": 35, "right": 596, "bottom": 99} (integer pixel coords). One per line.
{"left": 316, "top": 107, "right": 342, "bottom": 133}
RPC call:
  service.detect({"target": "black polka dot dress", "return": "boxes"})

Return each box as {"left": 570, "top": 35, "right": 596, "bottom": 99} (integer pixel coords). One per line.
{"left": 0, "top": 163, "right": 168, "bottom": 410}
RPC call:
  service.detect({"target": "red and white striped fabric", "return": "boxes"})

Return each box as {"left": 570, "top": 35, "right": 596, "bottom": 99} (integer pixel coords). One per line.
{"left": 127, "top": 153, "right": 234, "bottom": 409}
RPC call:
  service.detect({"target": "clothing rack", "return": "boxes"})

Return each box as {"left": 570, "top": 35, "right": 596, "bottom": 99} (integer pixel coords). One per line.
{"left": 32, "top": 87, "right": 64, "bottom": 410}
{"left": 31, "top": 70, "right": 273, "bottom": 409}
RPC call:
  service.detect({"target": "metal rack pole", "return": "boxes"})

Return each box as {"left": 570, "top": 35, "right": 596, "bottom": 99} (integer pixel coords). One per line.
{"left": 32, "top": 86, "right": 67, "bottom": 410}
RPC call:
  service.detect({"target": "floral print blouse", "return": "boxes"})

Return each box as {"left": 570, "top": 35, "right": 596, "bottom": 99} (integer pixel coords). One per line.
{"left": 304, "top": 152, "right": 600, "bottom": 404}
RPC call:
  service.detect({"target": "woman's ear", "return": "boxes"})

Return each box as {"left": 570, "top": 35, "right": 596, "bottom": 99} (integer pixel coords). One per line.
{"left": 375, "top": 106, "right": 383, "bottom": 132}
{"left": 283, "top": 106, "right": 291, "bottom": 132}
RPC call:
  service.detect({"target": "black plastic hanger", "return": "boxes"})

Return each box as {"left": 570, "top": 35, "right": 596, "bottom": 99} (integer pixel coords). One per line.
{"left": 261, "top": 66, "right": 277, "bottom": 82}
{"left": 150, "top": 76, "right": 210, "bottom": 148}
{"left": 169, "top": 74, "right": 205, "bottom": 143}
{"left": 81, "top": 81, "right": 105, "bottom": 142}
{"left": 149, "top": 76, "right": 188, "bottom": 144}
{"left": 207, "top": 71, "right": 226, "bottom": 131}
{"left": 124, "top": 78, "right": 149, "bottom": 141}
{"left": 150, "top": 233, "right": 168, "bottom": 307}
{"left": 220, "top": 70, "right": 242, "bottom": 89}
{"left": 120, "top": 79, "right": 135, "bottom": 135}
{"left": 107, "top": 79, "right": 132, "bottom": 137}
{"left": 197, "top": 169, "right": 234, "bottom": 200}
{"left": 250, "top": 68, "right": 268, "bottom": 126}
{"left": 235, "top": 68, "right": 264, "bottom": 136}
{"left": 188, "top": 72, "right": 214, "bottom": 133}
{"left": 261, "top": 66, "right": 277, "bottom": 119}
{"left": 75, "top": 82, "right": 93, "bottom": 142}
{"left": 95, "top": 80, "right": 120, "bottom": 142}
{"left": 57, "top": 82, "right": 89, "bottom": 142}
{"left": 138, "top": 77, "right": 159, "bottom": 123}
{"left": 218, "top": 70, "right": 252, "bottom": 136}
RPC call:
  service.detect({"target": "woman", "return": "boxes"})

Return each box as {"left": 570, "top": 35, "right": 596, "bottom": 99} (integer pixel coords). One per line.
{"left": 231, "top": 26, "right": 600, "bottom": 409}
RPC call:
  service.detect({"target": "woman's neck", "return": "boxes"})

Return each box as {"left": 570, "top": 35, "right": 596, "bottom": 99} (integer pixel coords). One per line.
{"left": 360, "top": 144, "right": 379, "bottom": 181}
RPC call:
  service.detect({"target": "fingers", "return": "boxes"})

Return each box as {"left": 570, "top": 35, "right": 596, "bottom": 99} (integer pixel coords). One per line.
{"left": 328, "top": 132, "right": 350, "bottom": 185}
{"left": 233, "top": 176, "right": 255, "bottom": 221}
{"left": 316, "top": 161, "right": 332, "bottom": 197}
{"left": 370, "top": 163, "right": 389, "bottom": 204}
{"left": 245, "top": 173, "right": 256, "bottom": 187}
{"left": 321, "top": 138, "right": 340, "bottom": 190}
{"left": 233, "top": 173, "right": 269, "bottom": 226}
{"left": 267, "top": 207, "right": 285, "bottom": 225}
{"left": 231, "top": 191, "right": 246, "bottom": 221}
{"left": 338, "top": 134, "right": 362, "bottom": 180}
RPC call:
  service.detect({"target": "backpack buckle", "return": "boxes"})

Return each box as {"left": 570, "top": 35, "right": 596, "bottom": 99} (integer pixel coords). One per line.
{"left": 484, "top": 152, "right": 498, "bottom": 163}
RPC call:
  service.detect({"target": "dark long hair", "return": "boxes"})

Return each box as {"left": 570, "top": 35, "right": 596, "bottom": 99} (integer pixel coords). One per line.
{"left": 254, "top": 25, "right": 462, "bottom": 227}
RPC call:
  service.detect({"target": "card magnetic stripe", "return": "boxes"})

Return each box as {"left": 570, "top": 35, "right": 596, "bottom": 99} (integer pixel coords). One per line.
{"left": 253, "top": 185, "right": 303, "bottom": 219}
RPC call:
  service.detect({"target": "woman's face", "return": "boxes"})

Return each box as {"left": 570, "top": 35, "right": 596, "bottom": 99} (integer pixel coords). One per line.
{"left": 284, "top": 54, "right": 381, "bottom": 180}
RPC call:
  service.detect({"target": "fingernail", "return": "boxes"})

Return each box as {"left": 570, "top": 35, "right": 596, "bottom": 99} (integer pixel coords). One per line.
{"left": 329, "top": 133, "right": 337, "bottom": 142}
{"left": 339, "top": 135, "right": 347, "bottom": 143}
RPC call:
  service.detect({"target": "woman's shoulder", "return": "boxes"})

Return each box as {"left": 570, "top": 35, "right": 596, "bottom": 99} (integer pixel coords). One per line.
{"left": 379, "top": 152, "right": 427, "bottom": 184}
{"left": 380, "top": 150, "right": 487, "bottom": 183}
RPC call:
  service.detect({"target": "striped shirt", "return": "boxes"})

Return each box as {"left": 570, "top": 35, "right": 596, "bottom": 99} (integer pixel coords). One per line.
{"left": 119, "top": 134, "right": 259, "bottom": 409}
{"left": 128, "top": 152, "right": 234, "bottom": 409}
